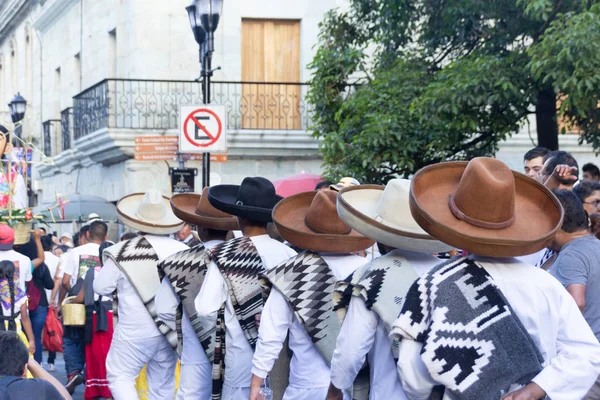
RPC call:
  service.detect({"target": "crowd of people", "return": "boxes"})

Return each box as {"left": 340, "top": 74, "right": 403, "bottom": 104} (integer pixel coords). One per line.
{"left": 2, "top": 151, "right": 600, "bottom": 400}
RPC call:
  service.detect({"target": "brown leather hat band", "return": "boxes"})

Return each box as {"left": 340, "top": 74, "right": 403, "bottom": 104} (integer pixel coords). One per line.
{"left": 304, "top": 215, "right": 352, "bottom": 235}
{"left": 448, "top": 195, "right": 515, "bottom": 230}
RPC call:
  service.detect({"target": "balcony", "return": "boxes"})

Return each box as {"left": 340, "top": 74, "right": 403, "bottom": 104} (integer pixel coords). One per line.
{"left": 73, "top": 79, "right": 315, "bottom": 138}
{"left": 42, "top": 108, "right": 73, "bottom": 157}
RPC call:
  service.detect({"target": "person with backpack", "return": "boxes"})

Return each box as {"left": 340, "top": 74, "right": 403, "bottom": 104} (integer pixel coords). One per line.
{"left": 0, "top": 260, "right": 34, "bottom": 354}
{"left": 0, "top": 330, "right": 71, "bottom": 400}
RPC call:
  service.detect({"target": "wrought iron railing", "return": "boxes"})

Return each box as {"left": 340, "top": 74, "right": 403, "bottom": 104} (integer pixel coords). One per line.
{"left": 61, "top": 108, "right": 73, "bottom": 151}
{"left": 73, "top": 79, "right": 315, "bottom": 139}
{"left": 42, "top": 119, "right": 61, "bottom": 157}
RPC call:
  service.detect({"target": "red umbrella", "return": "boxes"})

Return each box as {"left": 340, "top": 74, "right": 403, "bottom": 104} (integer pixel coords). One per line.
{"left": 273, "top": 173, "right": 323, "bottom": 197}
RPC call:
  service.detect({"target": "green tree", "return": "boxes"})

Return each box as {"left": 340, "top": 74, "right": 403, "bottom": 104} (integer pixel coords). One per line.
{"left": 307, "top": 0, "right": 600, "bottom": 184}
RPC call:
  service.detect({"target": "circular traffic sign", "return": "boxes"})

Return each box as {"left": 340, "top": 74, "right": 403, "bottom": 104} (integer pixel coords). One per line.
{"left": 183, "top": 108, "right": 223, "bottom": 148}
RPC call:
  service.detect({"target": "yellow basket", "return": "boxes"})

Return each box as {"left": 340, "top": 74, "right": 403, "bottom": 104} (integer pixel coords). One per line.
{"left": 13, "top": 222, "right": 32, "bottom": 246}
{"left": 62, "top": 296, "right": 86, "bottom": 327}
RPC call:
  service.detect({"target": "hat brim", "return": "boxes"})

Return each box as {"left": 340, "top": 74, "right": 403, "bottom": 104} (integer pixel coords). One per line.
{"left": 117, "top": 193, "right": 184, "bottom": 235}
{"left": 410, "top": 162, "right": 564, "bottom": 257}
{"left": 208, "top": 185, "right": 282, "bottom": 223}
{"left": 170, "top": 194, "right": 240, "bottom": 231}
{"left": 337, "top": 185, "right": 454, "bottom": 253}
{"left": 273, "top": 191, "right": 375, "bottom": 253}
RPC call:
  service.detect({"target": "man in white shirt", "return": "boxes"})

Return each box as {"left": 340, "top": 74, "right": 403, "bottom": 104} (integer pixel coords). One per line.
{"left": 393, "top": 158, "right": 600, "bottom": 400}
{"left": 188, "top": 177, "right": 296, "bottom": 400}
{"left": 155, "top": 187, "right": 240, "bottom": 400}
{"left": 327, "top": 179, "right": 454, "bottom": 400}
{"left": 60, "top": 220, "right": 107, "bottom": 394}
{"left": 95, "top": 190, "right": 186, "bottom": 400}
{"left": 250, "top": 189, "right": 374, "bottom": 400}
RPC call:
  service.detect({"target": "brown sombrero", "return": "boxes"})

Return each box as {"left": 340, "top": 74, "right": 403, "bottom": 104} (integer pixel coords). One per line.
{"left": 409, "top": 157, "right": 564, "bottom": 257}
{"left": 170, "top": 187, "right": 239, "bottom": 231}
{"left": 273, "top": 190, "right": 375, "bottom": 253}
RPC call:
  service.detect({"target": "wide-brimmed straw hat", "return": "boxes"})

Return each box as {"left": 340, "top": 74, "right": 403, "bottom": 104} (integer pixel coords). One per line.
{"left": 273, "top": 190, "right": 375, "bottom": 253}
{"left": 409, "top": 157, "right": 564, "bottom": 257}
{"left": 171, "top": 187, "right": 239, "bottom": 231}
{"left": 117, "top": 190, "right": 184, "bottom": 235}
{"left": 337, "top": 180, "right": 453, "bottom": 253}
{"left": 208, "top": 177, "right": 282, "bottom": 223}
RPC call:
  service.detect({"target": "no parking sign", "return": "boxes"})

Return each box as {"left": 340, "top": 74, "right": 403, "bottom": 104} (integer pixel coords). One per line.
{"left": 180, "top": 105, "right": 227, "bottom": 153}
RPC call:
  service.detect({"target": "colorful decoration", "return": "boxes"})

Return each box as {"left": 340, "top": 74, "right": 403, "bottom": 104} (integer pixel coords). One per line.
{"left": 46, "top": 194, "right": 70, "bottom": 223}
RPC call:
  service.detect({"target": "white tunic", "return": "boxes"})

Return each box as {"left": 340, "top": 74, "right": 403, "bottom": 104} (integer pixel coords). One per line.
{"left": 94, "top": 235, "right": 188, "bottom": 340}
{"left": 156, "top": 239, "right": 223, "bottom": 365}
{"left": 330, "top": 250, "right": 441, "bottom": 400}
{"left": 251, "top": 254, "right": 368, "bottom": 395}
{"left": 194, "top": 235, "right": 297, "bottom": 389}
{"left": 396, "top": 256, "right": 600, "bottom": 400}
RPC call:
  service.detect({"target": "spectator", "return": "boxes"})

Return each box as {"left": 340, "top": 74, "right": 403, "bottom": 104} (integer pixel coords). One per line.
{"left": 60, "top": 233, "right": 73, "bottom": 248}
{"left": 541, "top": 150, "right": 579, "bottom": 190}
{"left": 574, "top": 181, "right": 600, "bottom": 217}
{"left": 0, "top": 225, "right": 42, "bottom": 291}
{"left": 175, "top": 223, "right": 200, "bottom": 247}
{"left": 523, "top": 146, "right": 550, "bottom": 182}
{"left": 315, "top": 180, "right": 333, "bottom": 191}
{"left": 79, "top": 225, "right": 90, "bottom": 246}
{"left": 0, "top": 331, "right": 71, "bottom": 399}
{"left": 330, "top": 177, "right": 360, "bottom": 192}
{"left": 583, "top": 163, "right": 600, "bottom": 182}
{"left": 550, "top": 190, "right": 600, "bottom": 398}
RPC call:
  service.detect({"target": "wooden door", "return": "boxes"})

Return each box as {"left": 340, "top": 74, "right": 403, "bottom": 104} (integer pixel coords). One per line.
{"left": 241, "top": 19, "right": 301, "bottom": 130}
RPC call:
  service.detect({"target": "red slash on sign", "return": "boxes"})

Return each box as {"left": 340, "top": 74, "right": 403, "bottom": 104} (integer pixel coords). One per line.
{"left": 183, "top": 108, "right": 223, "bottom": 148}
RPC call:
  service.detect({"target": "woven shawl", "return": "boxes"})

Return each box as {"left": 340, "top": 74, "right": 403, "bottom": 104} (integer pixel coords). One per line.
{"left": 333, "top": 252, "right": 420, "bottom": 361}
{"left": 103, "top": 236, "right": 177, "bottom": 349}
{"left": 259, "top": 251, "right": 341, "bottom": 366}
{"left": 206, "top": 236, "right": 264, "bottom": 400}
{"left": 391, "top": 257, "right": 543, "bottom": 399}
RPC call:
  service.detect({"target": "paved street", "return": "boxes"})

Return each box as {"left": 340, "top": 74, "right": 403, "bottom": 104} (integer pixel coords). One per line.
{"left": 44, "top": 351, "right": 85, "bottom": 400}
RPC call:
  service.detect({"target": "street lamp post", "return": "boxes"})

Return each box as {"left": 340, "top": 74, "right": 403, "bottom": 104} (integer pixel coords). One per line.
{"left": 187, "top": 0, "right": 223, "bottom": 188}
{"left": 8, "top": 93, "right": 27, "bottom": 140}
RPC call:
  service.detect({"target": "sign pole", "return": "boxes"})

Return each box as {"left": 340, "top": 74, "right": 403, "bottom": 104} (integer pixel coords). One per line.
{"left": 202, "top": 32, "right": 213, "bottom": 188}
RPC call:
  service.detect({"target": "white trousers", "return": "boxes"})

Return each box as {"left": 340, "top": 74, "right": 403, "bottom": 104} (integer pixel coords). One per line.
{"left": 282, "top": 385, "right": 328, "bottom": 400}
{"left": 177, "top": 363, "right": 212, "bottom": 400}
{"left": 221, "top": 383, "right": 250, "bottom": 400}
{"left": 106, "top": 335, "right": 178, "bottom": 400}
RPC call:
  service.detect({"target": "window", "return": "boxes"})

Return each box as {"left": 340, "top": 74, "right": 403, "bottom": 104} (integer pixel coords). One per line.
{"left": 241, "top": 19, "right": 301, "bottom": 129}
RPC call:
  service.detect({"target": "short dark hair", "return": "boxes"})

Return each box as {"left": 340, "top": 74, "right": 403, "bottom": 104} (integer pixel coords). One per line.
{"left": 573, "top": 181, "right": 600, "bottom": 203}
{"left": 553, "top": 189, "right": 589, "bottom": 233}
{"left": 79, "top": 225, "right": 90, "bottom": 236}
{"left": 40, "top": 235, "right": 54, "bottom": 252}
{"left": 120, "top": 232, "right": 138, "bottom": 241}
{"left": 542, "top": 151, "right": 579, "bottom": 184}
{"left": 73, "top": 232, "right": 80, "bottom": 247}
{"left": 524, "top": 147, "right": 550, "bottom": 162}
{"left": 315, "top": 180, "right": 333, "bottom": 190}
{"left": 583, "top": 163, "right": 600, "bottom": 178}
{"left": 0, "top": 331, "right": 29, "bottom": 377}
{"left": 89, "top": 220, "right": 108, "bottom": 241}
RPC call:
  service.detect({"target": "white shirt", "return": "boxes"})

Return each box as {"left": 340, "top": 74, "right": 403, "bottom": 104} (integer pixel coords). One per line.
{"left": 156, "top": 239, "right": 223, "bottom": 365}
{"left": 0, "top": 250, "right": 32, "bottom": 290}
{"left": 94, "top": 235, "right": 188, "bottom": 341}
{"left": 194, "top": 235, "right": 297, "bottom": 388}
{"left": 251, "top": 253, "right": 368, "bottom": 390}
{"left": 330, "top": 250, "right": 441, "bottom": 400}
{"left": 61, "top": 242, "right": 101, "bottom": 288}
{"left": 396, "top": 256, "right": 600, "bottom": 400}
{"left": 44, "top": 251, "right": 61, "bottom": 303}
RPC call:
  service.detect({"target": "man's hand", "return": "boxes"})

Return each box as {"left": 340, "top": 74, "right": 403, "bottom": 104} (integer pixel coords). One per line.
{"left": 503, "top": 383, "right": 546, "bottom": 400}
{"left": 326, "top": 383, "right": 344, "bottom": 400}
{"left": 29, "top": 341, "right": 36, "bottom": 355}
{"left": 552, "top": 165, "right": 578, "bottom": 183}
{"left": 248, "top": 386, "right": 260, "bottom": 400}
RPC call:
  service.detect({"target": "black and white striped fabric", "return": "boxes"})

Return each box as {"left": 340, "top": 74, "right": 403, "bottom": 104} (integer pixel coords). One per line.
{"left": 103, "top": 236, "right": 177, "bottom": 349}
{"left": 391, "top": 257, "right": 543, "bottom": 399}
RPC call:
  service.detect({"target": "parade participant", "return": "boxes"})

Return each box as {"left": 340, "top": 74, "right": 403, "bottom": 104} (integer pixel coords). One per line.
{"left": 0, "top": 225, "right": 41, "bottom": 290}
{"left": 0, "top": 260, "right": 34, "bottom": 352}
{"left": 523, "top": 147, "right": 549, "bottom": 182}
{"left": 326, "top": 179, "right": 453, "bottom": 400}
{"left": 249, "top": 189, "right": 374, "bottom": 400}
{"left": 175, "top": 223, "right": 201, "bottom": 247}
{"left": 541, "top": 150, "right": 579, "bottom": 191}
{"left": 392, "top": 157, "right": 600, "bottom": 400}
{"left": 95, "top": 190, "right": 186, "bottom": 400}
{"left": 181, "top": 177, "right": 295, "bottom": 399}
{"left": 72, "top": 240, "right": 115, "bottom": 400}
{"left": 156, "top": 186, "right": 239, "bottom": 400}
{"left": 60, "top": 220, "right": 107, "bottom": 394}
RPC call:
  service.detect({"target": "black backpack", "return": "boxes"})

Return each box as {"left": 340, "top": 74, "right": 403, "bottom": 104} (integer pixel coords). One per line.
{"left": 0, "top": 376, "right": 21, "bottom": 400}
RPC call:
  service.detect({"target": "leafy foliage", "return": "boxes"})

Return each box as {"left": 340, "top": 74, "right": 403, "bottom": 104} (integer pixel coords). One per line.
{"left": 308, "top": 0, "right": 600, "bottom": 183}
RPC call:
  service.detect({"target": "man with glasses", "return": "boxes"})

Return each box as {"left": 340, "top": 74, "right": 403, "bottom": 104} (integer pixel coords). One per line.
{"left": 574, "top": 181, "right": 600, "bottom": 217}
